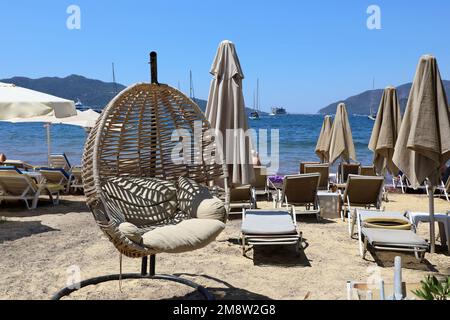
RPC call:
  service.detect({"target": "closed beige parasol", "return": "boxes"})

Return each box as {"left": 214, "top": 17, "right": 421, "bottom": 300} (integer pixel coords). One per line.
{"left": 369, "top": 86, "right": 402, "bottom": 175}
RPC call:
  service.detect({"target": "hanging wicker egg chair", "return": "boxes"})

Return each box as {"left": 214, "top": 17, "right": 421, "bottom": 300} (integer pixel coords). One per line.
{"left": 52, "top": 52, "right": 229, "bottom": 300}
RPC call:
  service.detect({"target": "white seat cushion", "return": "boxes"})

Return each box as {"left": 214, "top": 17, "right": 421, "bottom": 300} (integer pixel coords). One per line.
{"left": 363, "top": 228, "right": 428, "bottom": 248}
{"left": 242, "top": 210, "right": 297, "bottom": 235}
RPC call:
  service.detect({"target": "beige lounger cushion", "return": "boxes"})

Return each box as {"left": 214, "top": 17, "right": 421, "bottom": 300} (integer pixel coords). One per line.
{"left": 177, "top": 177, "right": 226, "bottom": 222}
{"left": 142, "top": 219, "right": 225, "bottom": 253}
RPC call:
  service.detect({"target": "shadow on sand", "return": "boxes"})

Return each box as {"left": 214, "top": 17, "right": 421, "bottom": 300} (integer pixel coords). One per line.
{"left": 171, "top": 274, "right": 272, "bottom": 300}
{"left": 366, "top": 247, "right": 440, "bottom": 272}
{"left": 0, "top": 220, "right": 59, "bottom": 243}
{"left": 0, "top": 197, "right": 88, "bottom": 218}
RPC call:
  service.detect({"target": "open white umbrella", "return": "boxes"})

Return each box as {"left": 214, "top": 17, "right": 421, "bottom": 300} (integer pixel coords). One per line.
{"left": 328, "top": 103, "right": 357, "bottom": 164}
{"left": 369, "top": 86, "right": 402, "bottom": 175}
{"left": 4, "top": 109, "right": 100, "bottom": 161}
{"left": 7, "top": 109, "right": 100, "bottom": 128}
{"left": 0, "top": 82, "right": 76, "bottom": 120}
{"left": 206, "top": 40, "right": 254, "bottom": 185}
{"left": 0, "top": 82, "right": 77, "bottom": 163}
{"left": 393, "top": 55, "right": 450, "bottom": 253}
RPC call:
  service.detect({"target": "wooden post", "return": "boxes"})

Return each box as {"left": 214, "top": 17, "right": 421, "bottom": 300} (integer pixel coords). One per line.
{"left": 150, "top": 52, "right": 158, "bottom": 84}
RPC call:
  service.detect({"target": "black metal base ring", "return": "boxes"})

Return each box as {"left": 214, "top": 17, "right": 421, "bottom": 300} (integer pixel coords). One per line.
{"left": 51, "top": 273, "right": 214, "bottom": 300}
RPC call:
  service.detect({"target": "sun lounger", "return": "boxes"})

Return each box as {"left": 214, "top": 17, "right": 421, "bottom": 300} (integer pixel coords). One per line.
{"left": 299, "top": 161, "right": 320, "bottom": 174}
{"left": 393, "top": 173, "right": 429, "bottom": 194}
{"left": 354, "top": 209, "right": 411, "bottom": 256}
{"left": 241, "top": 209, "right": 302, "bottom": 256}
{"left": 39, "top": 168, "right": 73, "bottom": 194}
{"left": 229, "top": 184, "right": 256, "bottom": 212}
{"left": 70, "top": 166, "right": 83, "bottom": 192}
{"left": 436, "top": 177, "right": 450, "bottom": 202}
{"left": 304, "top": 163, "right": 330, "bottom": 190}
{"left": 341, "top": 175, "right": 384, "bottom": 235}
{"left": 0, "top": 166, "right": 23, "bottom": 176}
{"left": 359, "top": 165, "right": 376, "bottom": 176}
{"left": 0, "top": 174, "right": 64, "bottom": 209}
{"left": 362, "top": 228, "right": 428, "bottom": 262}
{"left": 48, "top": 153, "right": 72, "bottom": 171}
{"left": 252, "top": 166, "right": 270, "bottom": 201}
{"left": 339, "top": 163, "right": 360, "bottom": 184}
{"left": 2, "top": 160, "right": 34, "bottom": 171}
{"left": 277, "top": 173, "right": 321, "bottom": 221}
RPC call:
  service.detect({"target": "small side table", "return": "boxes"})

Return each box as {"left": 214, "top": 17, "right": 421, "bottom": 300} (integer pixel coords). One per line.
{"left": 408, "top": 211, "right": 450, "bottom": 253}
{"left": 317, "top": 191, "right": 341, "bottom": 219}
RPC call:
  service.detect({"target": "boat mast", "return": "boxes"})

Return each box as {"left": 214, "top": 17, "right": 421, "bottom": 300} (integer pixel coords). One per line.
{"left": 256, "top": 78, "right": 260, "bottom": 112}
{"left": 369, "top": 77, "right": 375, "bottom": 116}
{"left": 112, "top": 62, "right": 118, "bottom": 95}
{"left": 189, "top": 70, "right": 195, "bottom": 100}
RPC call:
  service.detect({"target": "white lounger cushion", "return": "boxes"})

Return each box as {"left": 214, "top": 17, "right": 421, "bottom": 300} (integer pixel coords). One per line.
{"left": 242, "top": 211, "right": 297, "bottom": 235}
{"left": 363, "top": 228, "right": 428, "bottom": 248}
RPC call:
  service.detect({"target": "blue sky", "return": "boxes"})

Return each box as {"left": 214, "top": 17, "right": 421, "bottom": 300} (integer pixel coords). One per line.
{"left": 0, "top": 0, "right": 449, "bottom": 113}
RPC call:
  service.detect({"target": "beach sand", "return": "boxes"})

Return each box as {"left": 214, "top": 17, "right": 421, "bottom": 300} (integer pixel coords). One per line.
{"left": 0, "top": 193, "right": 448, "bottom": 300}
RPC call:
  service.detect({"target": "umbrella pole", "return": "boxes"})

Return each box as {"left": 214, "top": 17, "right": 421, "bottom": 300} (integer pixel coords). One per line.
{"left": 428, "top": 186, "right": 436, "bottom": 254}
{"left": 45, "top": 123, "right": 51, "bottom": 166}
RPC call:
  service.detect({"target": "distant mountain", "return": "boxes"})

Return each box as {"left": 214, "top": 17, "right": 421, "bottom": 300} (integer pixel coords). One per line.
{"left": 1, "top": 75, "right": 266, "bottom": 116}
{"left": 0, "top": 75, "right": 126, "bottom": 108}
{"left": 318, "top": 80, "right": 450, "bottom": 115}
{"left": 193, "top": 98, "right": 267, "bottom": 116}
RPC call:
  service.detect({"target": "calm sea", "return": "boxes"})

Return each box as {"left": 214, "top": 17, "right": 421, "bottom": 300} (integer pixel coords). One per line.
{"left": 0, "top": 114, "right": 375, "bottom": 174}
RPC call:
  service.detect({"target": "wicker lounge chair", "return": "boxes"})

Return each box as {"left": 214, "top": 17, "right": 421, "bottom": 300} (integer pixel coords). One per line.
{"left": 341, "top": 175, "right": 385, "bottom": 236}
{"left": 52, "top": 52, "right": 229, "bottom": 300}
{"left": 277, "top": 173, "right": 321, "bottom": 221}
{"left": 241, "top": 209, "right": 302, "bottom": 256}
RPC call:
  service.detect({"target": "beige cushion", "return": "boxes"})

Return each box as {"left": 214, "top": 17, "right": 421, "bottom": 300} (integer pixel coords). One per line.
{"left": 142, "top": 219, "right": 225, "bottom": 253}
{"left": 196, "top": 196, "right": 226, "bottom": 221}
{"left": 119, "top": 222, "right": 143, "bottom": 244}
{"left": 177, "top": 176, "right": 226, "bottom": 222}
{"left": 102, "top": 177, "right": 178, "bottom": 227}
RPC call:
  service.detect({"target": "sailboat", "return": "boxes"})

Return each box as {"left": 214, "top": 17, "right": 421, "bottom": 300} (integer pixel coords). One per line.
{"left": 368, "top": 77, "right": 376, "bottom": 121}
{"left": 249, "top": 79, "right": 261, "bottom": 120}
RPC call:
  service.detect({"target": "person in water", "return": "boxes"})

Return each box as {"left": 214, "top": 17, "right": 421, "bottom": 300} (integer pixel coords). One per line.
{"left": 0, "top": 153, "right": 6, "bottom": 165}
